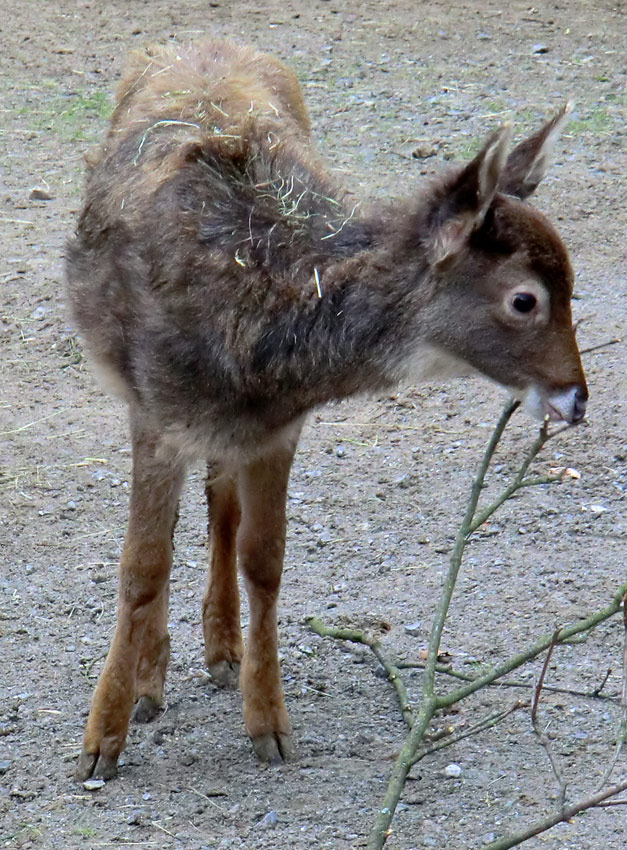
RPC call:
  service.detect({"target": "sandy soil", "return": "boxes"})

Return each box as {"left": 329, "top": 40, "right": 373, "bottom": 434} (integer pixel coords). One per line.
{"left": 1, "top": 1, "right": 625, "bottom": 848}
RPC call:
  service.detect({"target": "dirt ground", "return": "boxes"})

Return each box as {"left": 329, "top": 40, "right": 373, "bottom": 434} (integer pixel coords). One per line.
{"left": 1, "top": 1, "right": 625, "bottom": 848}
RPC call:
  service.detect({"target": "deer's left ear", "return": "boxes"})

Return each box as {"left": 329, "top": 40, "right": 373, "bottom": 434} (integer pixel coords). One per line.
{"left": 500, "top": 102, "right": 572, "bottom": 200}
{"left": 430, "top": 124, "right": 512, "bottom": 268}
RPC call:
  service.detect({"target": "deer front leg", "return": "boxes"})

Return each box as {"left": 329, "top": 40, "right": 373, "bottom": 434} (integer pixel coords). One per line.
{"left": 202, "top": 467, "right": 244, "bottom": 689}
{"left": 77, "top": 414, "right": 185, "bottom": 780}
{"left": 236, "top": 426, "right": 301, "bottom": 763}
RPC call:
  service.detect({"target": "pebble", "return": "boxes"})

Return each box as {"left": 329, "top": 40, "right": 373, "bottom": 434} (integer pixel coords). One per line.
{"left": 83, "top": 778, "right": 106, "bottom": 791}
{"left": 443, "top": 762, "right": 462, "bottom": 778}
{"left": 412, "top": 143, "right": 437, "bottom": 159}
{"left": 532, "top": 43, "right": 550, "bottom": 54}
{"left": 0, "top": 760, "right": 11, "bottom": 775}
{"left": 30, "top": 305, "right": 49, "bottom": 320}
{"left": 29, "top": 186, "right": 54, "bottom": 201}
{"left": 258, "top": 810, "right": 278, "bottom": 828}
{"left": 404, "top": 620, "right": 422, "bottom": 636}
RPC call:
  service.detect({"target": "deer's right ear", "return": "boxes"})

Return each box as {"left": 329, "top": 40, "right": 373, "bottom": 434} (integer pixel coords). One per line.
{"left": 430, "top": 125, "right": 512, "bottom": 268}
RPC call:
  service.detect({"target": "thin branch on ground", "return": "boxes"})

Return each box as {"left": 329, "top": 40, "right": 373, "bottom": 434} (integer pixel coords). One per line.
{"left": 468, "top": 418, "right": 571, "bottom": 534}
{"left": 411, "top": 700, "right": 526, "bottom": 766}
{"left": 305, "top": 618, "right": 414, "bottom": 728}
{"left": 481, "top": 777, "right": 627, "bottom": 850}
{"left": 436, "top": 588, "right": 626, "bottom": 710}
{"left": 579, "top": 338, "right": 621, "bottom": 356}
{"left": 597, "top": 595, "right": 627, "bottom": 790}
{"left": 396, "top": 660, "right": 619, "bottom": 703}
{"left": 531, "top": 629, "right": 568, "bottom": 811}
{"left": 368, "top": 400, "right": 523, "bottom": 849}
{"left": 593, "top": 666, "right": 613, "bottom": 697}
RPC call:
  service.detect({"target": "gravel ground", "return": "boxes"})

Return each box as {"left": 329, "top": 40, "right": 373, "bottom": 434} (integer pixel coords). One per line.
{"left": 1, "top": 2, "right": 625, "bottom": 848}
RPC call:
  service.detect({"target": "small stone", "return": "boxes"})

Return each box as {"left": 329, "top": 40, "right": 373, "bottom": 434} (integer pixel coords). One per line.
{"left": 404, "top": 620, "right": 422, "bottom": 636}
{"left": 30, "top": 305, "right": 49, "bottom": 320}
{"left": 83, "top": 778, "right": 106, "bottom": 791}
{"left": 258, "top": 810, "right": 278, "bottom": 828}
{"left": 532, "top": 43, "right": 550, "bottom": 54}
{"left": 443, "top": 762, "right": 462, "bottom": 778}
{"left": 0, "top": 760, "right": 11, "bottom": 775}
{"left": 483, "top": 833, "right": 497, "bottom": 844}
{"left": 10, "top": 787, "right": 36, "bottom": 800}
{"left": 29, "top": 186, "right": 54, "bottom": 201}
{"left": 412, "top": 143, "right": 437, "bottom": 159}
{"left": 336, "top": 445, "right": 346, "bottom": 458}
{"left": 181, "top": 749, "right": 198, "bottom": 766}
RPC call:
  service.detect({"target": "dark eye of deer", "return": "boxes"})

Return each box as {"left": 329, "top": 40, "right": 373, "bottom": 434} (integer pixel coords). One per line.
{"left": 512, "top": 293, "right": 537, "bottom": 314}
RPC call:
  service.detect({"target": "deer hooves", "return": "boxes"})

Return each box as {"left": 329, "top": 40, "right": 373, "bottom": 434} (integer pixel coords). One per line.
{"left": 77, "top": 748, "right": 119, "bottom": 782}
{"left": 208, "top": 660, "right": 241, "bottom": 689}
{"left": 251, "top": 732, "right": 298, "bottom": 764}
{"left": 133, "top": 695, "right": 162, "bottom": 723}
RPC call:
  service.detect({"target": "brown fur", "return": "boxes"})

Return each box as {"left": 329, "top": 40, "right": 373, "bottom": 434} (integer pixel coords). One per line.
{"left": 67, "top": 39, "right": 587, "bottom": 779}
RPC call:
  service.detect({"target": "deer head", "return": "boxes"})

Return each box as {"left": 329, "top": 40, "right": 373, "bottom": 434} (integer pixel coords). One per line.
{"left": 419, "top": 104, "right": 587, "bottom": 424}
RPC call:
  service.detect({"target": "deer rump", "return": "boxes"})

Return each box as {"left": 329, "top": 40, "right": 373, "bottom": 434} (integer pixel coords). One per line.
{"left": 66, "top": 39, "right": 587, "bottom": 780}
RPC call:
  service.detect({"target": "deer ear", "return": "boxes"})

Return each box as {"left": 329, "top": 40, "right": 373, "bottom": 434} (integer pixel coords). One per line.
{"left": 431, "top": 124, "right": 512, "bottom": 267}
{"left": 499, "top": 102, "right": 571, "bottom": 199}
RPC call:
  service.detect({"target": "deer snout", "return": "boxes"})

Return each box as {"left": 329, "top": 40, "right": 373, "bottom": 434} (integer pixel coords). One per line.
{"left": 546, "top": 384, "right": 588, "bottom": 424}
{"left": 522, "top": 383, "right": 588, "bottom": 424}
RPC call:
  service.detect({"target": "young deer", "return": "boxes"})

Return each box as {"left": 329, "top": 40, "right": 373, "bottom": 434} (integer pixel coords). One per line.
{"left": 67, "top": 39, "right": 587, "bottom": 780}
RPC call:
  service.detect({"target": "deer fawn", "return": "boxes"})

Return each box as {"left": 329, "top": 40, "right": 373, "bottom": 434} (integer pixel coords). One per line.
{"left": 67, "top": 39, "right": 587, "bottom": 780}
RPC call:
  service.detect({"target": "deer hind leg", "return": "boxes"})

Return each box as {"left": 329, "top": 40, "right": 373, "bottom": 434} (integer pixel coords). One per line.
{"left": 77, "top": 411, "right": 186, "bottom": 781}
{"left": 202, "top": 465, "right": 244, "bottom": 689}
{"left": 236, "top": 424, "right": 302, "bottom": 763}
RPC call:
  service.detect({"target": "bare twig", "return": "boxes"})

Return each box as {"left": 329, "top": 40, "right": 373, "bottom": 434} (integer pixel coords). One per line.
{"left": 595, "top": 797, "right": 627, "bottom": 807}
{"left": 396, "top": 659, "right": 620, "bottom": 702}
{"left": 482, "top": 777, "right": 627, "bottom": 850}
{"left": 531, "top": 629, "right": 560, "bottom": 718}
{"left": 579, "top": 338, "right": 621, "bottom": 356}
{"left": 435, "top": 588, "right": 627, "bottom": 710}
{"left": 531, "top": 629, "right": 568, "bottom": 810}
{"left": 411, "top": 700, "right": 525, "bottom": 766}
{"left": 593, "top": 666, "right": 613, "bottom": 697}
{"left": 368, "top": 400, "right": 521, "bottom": 849}
{"left": 597, "top": 595, "right": 627, "bottom": 790}
{"left": 468, "top": 419, "right": 576, "bottom": 535}
{"left": 306, "top": 618, "right": 413, "bottom": 727}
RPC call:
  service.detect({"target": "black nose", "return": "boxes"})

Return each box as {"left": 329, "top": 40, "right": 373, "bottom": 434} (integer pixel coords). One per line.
{"left": 573, "top": 386, "right": 588, "bottom": 422}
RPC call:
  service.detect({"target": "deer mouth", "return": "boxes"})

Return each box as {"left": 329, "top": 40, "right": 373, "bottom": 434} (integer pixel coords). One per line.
{"left": 546, "top": 401, "right": 570, "bottom": 423}
{"left": 521, "top": 385, "right": 587, "bottom": 424}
